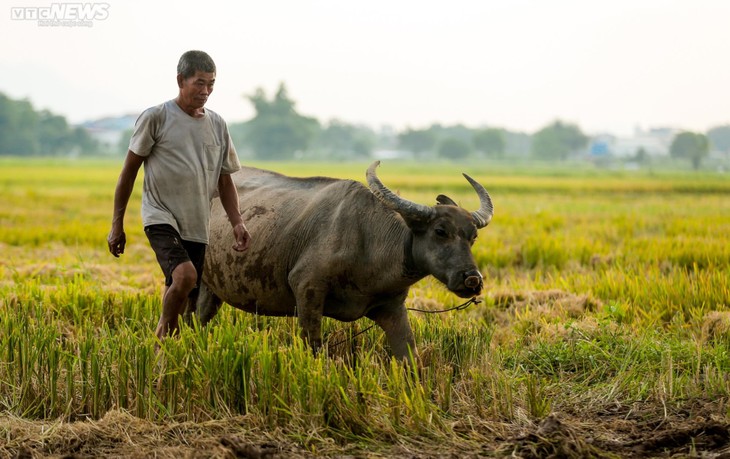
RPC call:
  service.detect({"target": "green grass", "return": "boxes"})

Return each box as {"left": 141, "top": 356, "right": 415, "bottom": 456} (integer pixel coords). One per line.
{"left": 1, "top": 158, "right": 729, "bottom": 456}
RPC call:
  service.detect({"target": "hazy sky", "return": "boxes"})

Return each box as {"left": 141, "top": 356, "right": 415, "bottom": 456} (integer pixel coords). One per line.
{"left": 2, "top": 0, "right": 729, "bottom": 136}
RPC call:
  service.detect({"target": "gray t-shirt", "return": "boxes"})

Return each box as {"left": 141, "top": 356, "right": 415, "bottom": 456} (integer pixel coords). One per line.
{"left": 129, "top": 99, "right": 241, "bottom": 244}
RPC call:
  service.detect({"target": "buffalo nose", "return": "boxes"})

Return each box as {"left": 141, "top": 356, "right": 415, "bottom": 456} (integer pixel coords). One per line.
{"left": 464, "top": 270, "right": 483, "bottom": 290}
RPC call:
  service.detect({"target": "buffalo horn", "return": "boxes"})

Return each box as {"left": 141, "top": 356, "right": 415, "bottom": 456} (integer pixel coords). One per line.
{"left": 367, "top": 161, "right": 434, "bottom": 221}
{"left": 462, "top": 173, "right": 494, "bottom": 228}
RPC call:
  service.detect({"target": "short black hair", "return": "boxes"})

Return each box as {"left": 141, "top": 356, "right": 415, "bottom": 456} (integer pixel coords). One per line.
{"left": 177, "top": 50, "right": 216, "bottom": 79}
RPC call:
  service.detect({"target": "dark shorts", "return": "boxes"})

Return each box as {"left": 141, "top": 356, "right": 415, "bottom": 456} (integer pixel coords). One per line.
{"left": 144, "top": 224, "right": 206, "bottom": 290}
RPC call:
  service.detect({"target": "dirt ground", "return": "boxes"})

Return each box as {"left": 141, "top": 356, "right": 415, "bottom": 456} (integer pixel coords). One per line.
{"left": 2, "top": 399, "right": 730, "bottom": 458}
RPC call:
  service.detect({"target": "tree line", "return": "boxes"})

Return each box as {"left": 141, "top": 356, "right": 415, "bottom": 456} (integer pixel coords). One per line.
{"left": 2, "top": 88, "right": 729, "bottom": 169}
{"left": 228, "top": 83, "right": 535, "bottom": 162}
{"left": 0, "top": 92, "right": 97, "bottom": 156}
{"left": 230, "top": 84, "right": 728, "bottom": 169}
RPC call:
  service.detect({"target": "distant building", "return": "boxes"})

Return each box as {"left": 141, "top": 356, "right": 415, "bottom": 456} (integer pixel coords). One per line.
{"left": 589, "top": 127, "right": 680, "bottom": 158}
{"left": 372, "top": 149, "right": 413, "bottom": 160}
{"left": 80, "top": 114, "right": 137, "bottom": 153}
{"left": 589, "top": 136, "right": 612, "bottom": 157}
{"left": 613, "top": 127, "right": 679, "bottom": 157}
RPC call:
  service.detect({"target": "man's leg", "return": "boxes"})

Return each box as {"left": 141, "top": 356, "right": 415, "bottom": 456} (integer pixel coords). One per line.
{"left": 155, "top": 260, "right": 198, "bottom": 340}
{"left": 145, "top": 224, "right": 206, "bottom": 342}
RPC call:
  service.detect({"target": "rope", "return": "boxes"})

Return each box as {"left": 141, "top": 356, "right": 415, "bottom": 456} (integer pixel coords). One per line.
{"left": 328, "top": 296, "right": 481, "bottom": 348}
{"left": 407, "top": 296, "right": 482, "bottom": 313}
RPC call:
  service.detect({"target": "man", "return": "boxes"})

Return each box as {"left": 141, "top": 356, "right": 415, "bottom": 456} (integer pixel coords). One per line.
{"left": 108, "top": 50, "right": 251, "bottom": 342}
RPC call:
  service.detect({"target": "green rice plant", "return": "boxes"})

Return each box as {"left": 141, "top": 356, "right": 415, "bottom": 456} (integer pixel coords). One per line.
{"left": 523, "top": 373, "right": 552, "bottom": 418}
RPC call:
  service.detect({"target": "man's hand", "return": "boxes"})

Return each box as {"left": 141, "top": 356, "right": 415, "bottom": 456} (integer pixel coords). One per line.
{"left": 232, "top": 222, "right": 251, "bottom": 252}
{"left": 108, "top": 226, "right": 127, "bottom": 257}
{"left": 218, "top": 173, "right": 251, "bottom": 252}
{"left": 108, "top": 150, "right": 144, "bottom": 258}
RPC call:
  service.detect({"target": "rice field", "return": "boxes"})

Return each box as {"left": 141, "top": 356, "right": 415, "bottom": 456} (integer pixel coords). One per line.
{"left": 1, "top": 158, "right": 730, "bottom": 457}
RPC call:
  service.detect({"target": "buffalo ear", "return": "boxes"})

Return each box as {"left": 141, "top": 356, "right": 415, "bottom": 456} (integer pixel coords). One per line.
{"left": 436, "top": 194, "right": 458, "bottom": 206}
{"left": 400, "top": 212, "right": 432, "bottom": 233}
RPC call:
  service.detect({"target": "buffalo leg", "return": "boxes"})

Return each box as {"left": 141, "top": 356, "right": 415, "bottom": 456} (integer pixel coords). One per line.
{"left": 296, "top": 294, "right": 324, "bottom": 352}
{"left": 289, "top": 279, "right": 326, "bottom": 352}
{"left": 366, "top": 301, "right": 416, "bottom": 362}
{"left": 184, "top": 282, "right": 223, "bottom": 326}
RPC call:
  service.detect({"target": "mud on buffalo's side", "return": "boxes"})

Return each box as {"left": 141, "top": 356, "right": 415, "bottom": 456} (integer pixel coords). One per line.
{"left": 187, "top": 161, "right": 493, "bottom": 360}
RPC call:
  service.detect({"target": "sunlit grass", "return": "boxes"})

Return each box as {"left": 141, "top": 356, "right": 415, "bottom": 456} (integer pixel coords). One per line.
{"left": 1, "top": 158, "right": 729, "bottom": 452}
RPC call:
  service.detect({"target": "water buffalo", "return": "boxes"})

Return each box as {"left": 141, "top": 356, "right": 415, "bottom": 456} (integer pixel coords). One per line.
{"left": 188, "top": 161, "right": 493, "bottom": 361}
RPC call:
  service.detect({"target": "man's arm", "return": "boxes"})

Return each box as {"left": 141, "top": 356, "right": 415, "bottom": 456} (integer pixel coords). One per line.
{"left": 218, "top": 173, "right": 251, "bottom": 252}
{"left": 108, "top": 150, "right": 145, "bottom": 257}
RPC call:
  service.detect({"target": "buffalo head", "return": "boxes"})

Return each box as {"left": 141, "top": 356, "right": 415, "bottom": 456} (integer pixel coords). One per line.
{"left": 366, "top": 161, "right": 493, "bottom": 298}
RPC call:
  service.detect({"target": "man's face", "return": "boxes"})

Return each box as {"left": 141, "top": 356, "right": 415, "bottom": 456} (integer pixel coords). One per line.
{"left": 178, "top": 70, "right": 215, "bottom": 109}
